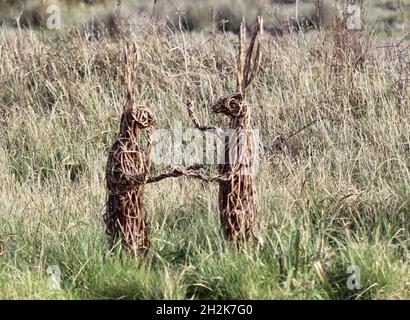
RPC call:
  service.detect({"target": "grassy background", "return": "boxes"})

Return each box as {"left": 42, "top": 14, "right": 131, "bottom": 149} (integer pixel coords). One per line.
{"left": 0, "top": 0, "right": 409, "bottom": 299}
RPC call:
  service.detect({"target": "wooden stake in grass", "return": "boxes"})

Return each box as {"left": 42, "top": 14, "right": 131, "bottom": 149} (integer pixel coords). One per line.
{"left": 186, "top": 17, "right": 264, "bottom": 244}
{"left": 104, "top": 42, "right": 156, "bottom": 257}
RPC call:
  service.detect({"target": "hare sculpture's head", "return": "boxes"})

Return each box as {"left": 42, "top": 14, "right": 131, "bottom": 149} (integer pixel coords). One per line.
{"left": 120, "top": 106, "right": 156, "bottom": 132}
{"left": 213, "top": 93, "right": 248, "bottom": 119}
{"left": 213, "top": 17, "right": 263, "bottom": 122}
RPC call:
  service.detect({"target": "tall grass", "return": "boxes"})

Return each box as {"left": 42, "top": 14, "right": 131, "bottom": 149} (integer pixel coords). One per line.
{"left": 0, "top": 12, "right": 409, "bottom": 299}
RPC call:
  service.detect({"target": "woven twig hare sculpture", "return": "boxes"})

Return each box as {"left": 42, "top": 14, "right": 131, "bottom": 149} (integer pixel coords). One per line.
{"left": 105, "top": 42, "right": 156, "bottom": 257}
{"left": 186, "top": 17, "right": 264, "bottom": 243}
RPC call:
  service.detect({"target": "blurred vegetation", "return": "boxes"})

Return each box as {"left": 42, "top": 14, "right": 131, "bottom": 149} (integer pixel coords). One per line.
{"left": 0, "top": 0, "right": 408, "bottom": 37}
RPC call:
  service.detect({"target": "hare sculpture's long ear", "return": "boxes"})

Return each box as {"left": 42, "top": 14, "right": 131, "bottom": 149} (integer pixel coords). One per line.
{"left": 236, "top": 16, "right": 263, "bottom": 98}
{"left": 122, "top": 41, "right": 140, "bottom": 109}
{"left": 236, "top": 17, "right": 246, "bottom": 96}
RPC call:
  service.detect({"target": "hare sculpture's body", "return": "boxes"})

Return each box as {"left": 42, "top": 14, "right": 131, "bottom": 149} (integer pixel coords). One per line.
{"left": 214, "top": 94, "right": 258, "bottom": 242}
{"left": 105, "top": 106, "right": 155, "bottom": 255}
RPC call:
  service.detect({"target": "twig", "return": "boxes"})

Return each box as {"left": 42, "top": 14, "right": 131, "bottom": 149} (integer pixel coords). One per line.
{"left": 147, "top": 164, "right": 229, "bottom": 183}
{"left": 186, "top": 100, "right": 223, "bottom": 138}
{"left": 287, "top": 118, "right": 323, "bottom": 139}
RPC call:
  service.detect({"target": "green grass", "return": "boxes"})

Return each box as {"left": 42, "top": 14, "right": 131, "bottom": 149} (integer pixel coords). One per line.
{"left": 0, "top": 3, "right": 409, "bottom": 299}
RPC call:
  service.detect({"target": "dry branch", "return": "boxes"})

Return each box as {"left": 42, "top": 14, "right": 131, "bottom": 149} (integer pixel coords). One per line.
{"left": 147, "top": 164, "right": 229, "bottom": 183}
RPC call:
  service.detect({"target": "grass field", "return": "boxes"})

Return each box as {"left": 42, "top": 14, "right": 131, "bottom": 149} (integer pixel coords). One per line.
{"left": 0, "top": 0, "right": 409, "bottom": 299}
